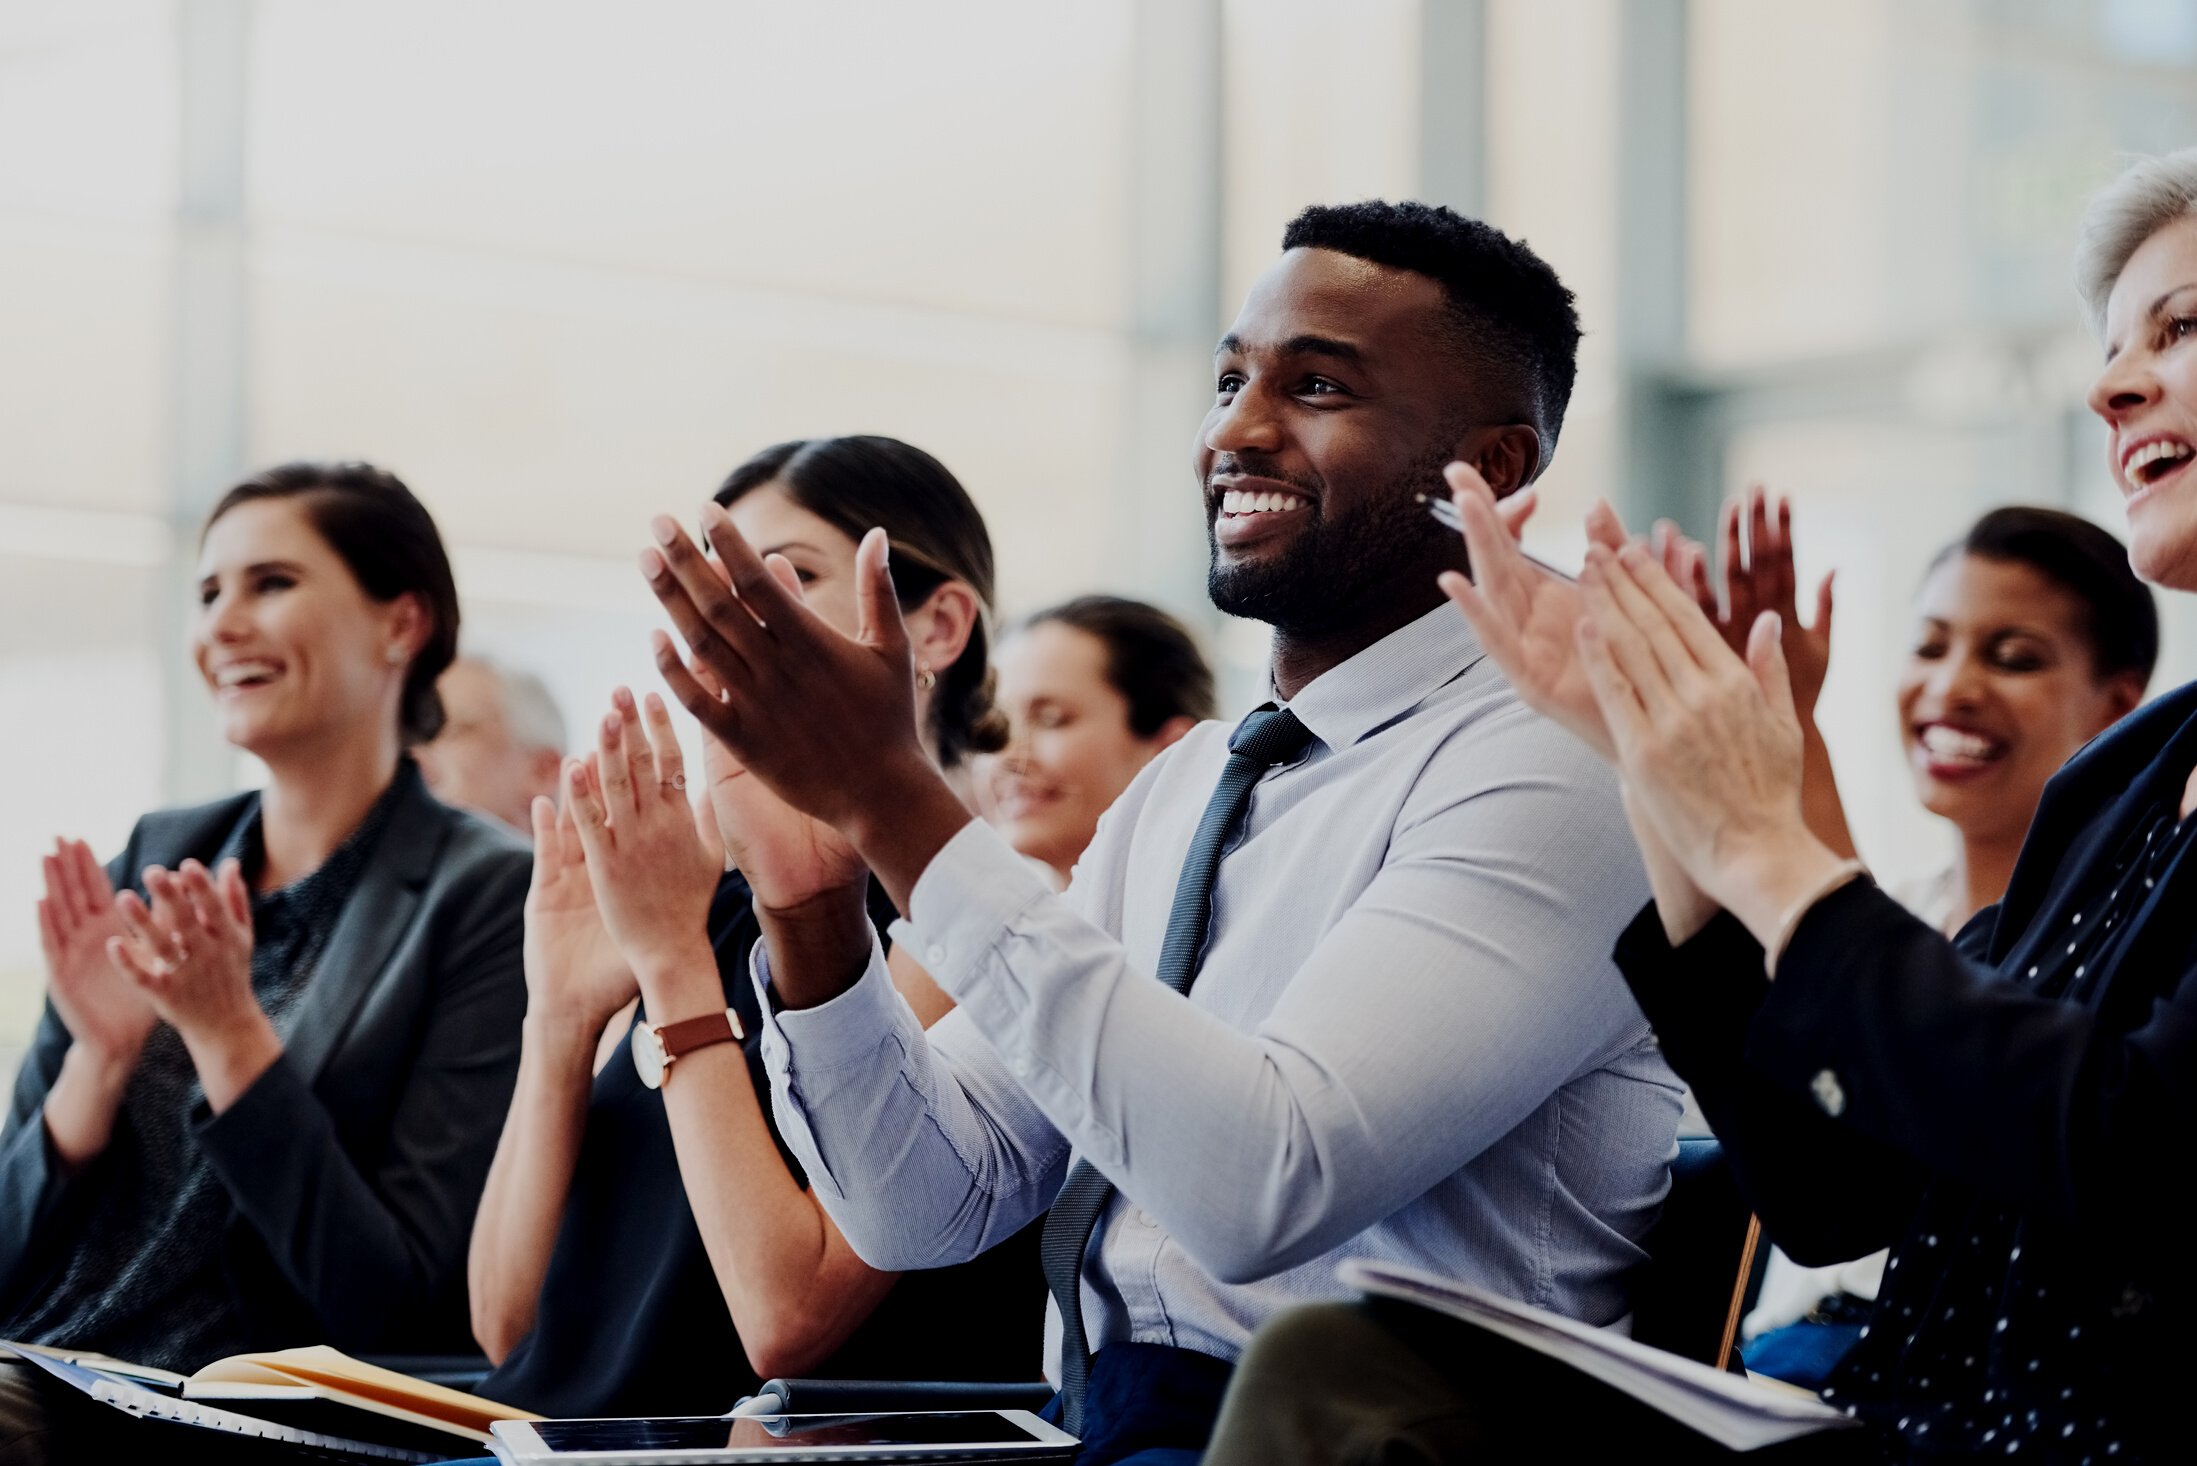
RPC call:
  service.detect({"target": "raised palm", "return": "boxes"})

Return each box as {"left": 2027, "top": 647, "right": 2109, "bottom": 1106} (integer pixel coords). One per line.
{"left": 38, "top": 838, "right": 158, "bottom": 1061}
{"left": 1439, "top": 466, "right": 1630, "bottom": 760}
{"left": 1707, "top": 489, "right": 1834, "bottom": 724}
{"left": 701, "top": 732, "right": 869, "bottom": 914}
{"left": 522, "top": 796, "right": 637, "bottom": 1028}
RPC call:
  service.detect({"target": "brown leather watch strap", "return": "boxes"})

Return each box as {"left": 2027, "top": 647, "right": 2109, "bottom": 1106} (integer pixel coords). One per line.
{"left": 656, "top": 1008, "right": 744, "bottom": 1062}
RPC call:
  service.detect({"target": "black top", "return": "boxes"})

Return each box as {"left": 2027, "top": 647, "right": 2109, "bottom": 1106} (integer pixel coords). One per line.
{"left": 481, "top": 872, "right": 1044, "bottom": 1418}
{"left": 0, "top": 762, "right": 532, "bottom": 1362}
{"left": 1615, "top": 680, "right": 2197, "bottom": 1464}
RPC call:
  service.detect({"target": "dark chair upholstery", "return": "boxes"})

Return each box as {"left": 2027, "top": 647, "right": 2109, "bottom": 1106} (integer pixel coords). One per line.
{"left": 1629, "top": 1136, "right": 1760, "bottom": 1370}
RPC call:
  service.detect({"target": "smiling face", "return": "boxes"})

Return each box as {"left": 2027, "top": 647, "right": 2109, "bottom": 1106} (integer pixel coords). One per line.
{"left": 985, "top": 621, "right": 1184, "bottom": 881}
{"left": 194, "top": 497, "right": 420, "bottom": 760}
{"left": 1896, "top": 553, "right": 2137, "bottom": 841}
{"left": 1196, "top": 248, "right": 1502, "bottom": 635}
{"left": 2088, "top": 214, "right": 2197, "bottom": 590}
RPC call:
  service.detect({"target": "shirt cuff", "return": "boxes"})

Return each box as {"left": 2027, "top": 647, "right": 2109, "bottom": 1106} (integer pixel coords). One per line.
{"left": 749, "top": 926, "right": 904, "bottom": 1076}
{"left": 888, "top": 819, "right": 1058, "bottom": 1002}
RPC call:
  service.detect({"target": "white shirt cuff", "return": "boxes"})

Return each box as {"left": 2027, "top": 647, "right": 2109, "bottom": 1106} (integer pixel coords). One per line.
{"left": 887, "top": 819, "right": 1057, "bottom": 1001}
{"left": 749, "top": 926, "right": 903, "bottom": 1076}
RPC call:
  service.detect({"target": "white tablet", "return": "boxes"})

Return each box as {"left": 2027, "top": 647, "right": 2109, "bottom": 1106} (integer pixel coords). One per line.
{"left": 489, "top": 1410, "right": 1077, "bottom": 1464}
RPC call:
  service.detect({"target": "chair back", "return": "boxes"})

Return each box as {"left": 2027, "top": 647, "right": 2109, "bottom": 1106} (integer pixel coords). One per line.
{"left": 1628, "top": 1136, "right": 1760, "bottom": 1370}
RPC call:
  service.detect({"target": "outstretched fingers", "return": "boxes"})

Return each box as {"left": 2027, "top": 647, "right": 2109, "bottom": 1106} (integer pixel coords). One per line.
{"left": 641, "top": 515, "right": 762, "bottom": 690}
{"left": 640, "top": 691, "right": 688, "bottom": 804}
{"left": 564, "top": 756, "right": 613, "bottom": 865}
{"left": 1618, "top": 542, "right": 1747, "bottom": 673}
{"left": 1746, "top": 610, "right": 1798, "bottom": 720}
{"left": 852, "top": 527, "right": 912, "bottom": 663}
{"left": 1575, "top": 617, "right": 1651, "bottom": 754}
{"left": 596, "top": 705, "right": 637, "bottom": 819}
{"left": 653, "top": 628, "right": 736, "bottom": 747}
{"left": 1580, "top": 552, "right": 1678, "bottom": 706}
{"left": 612, "top": 687, "right": 658, "bottom": 803}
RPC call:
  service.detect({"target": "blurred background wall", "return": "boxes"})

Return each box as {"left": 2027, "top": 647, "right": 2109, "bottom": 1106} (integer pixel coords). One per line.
{"left": 4, "top": 0, "right": 2196, "bottom": 1046}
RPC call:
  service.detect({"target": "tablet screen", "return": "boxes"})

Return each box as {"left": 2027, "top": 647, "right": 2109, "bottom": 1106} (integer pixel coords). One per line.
{"left": 530, "top": 1412, "right": 1048, "bottom": 1452}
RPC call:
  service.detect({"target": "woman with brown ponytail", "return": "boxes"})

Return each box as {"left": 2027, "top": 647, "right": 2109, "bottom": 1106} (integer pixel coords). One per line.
{"left": 466, "top": 436, "right": 1042, "bottom": 1420}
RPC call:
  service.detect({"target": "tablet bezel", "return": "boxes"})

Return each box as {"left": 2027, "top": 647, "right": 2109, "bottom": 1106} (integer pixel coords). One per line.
{"left": 490, "top": 1408, "right": 1075, "bottom": 1463}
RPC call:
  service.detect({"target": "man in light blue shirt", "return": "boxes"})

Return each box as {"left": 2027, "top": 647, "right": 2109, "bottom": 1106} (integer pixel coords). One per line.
{"left": 638, "top": 201, "right": 1681, "bottom": 1465}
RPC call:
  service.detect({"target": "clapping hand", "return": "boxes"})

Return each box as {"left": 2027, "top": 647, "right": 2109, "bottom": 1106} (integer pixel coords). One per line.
{"left": 522, "top": 791, "right": 639, "bottom": 1033}
{"left": 38, "top": 838, "right": 157, "bottom": 1064}
{"left": 641, "top": 505, "right": 934, "bottom": 840}
{"left": 563, "top": 687, "right": 723, "bottom": 1006}
{"left": 1438, "top": 463, "right": 1695, "bottom": 760}
{"left": 107, "top": 859, "right": 282, "bottom": 1108}
{"left": 1702, "top": 488, "right": 1834, "bottom": 724}
{"left": 1573, "top": 541, "right": 1843, "bottom": 934}
{"left": 667, "top": 559, "right": 870, "bottom": 917}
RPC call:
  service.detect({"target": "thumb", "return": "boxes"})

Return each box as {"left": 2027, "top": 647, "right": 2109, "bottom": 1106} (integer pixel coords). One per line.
{"left": 565, "top": 758, "right": 613, "bottom": 864}
{"left": 1582, "top": 497, "right": 1630, "bottom": 552}
{"left": 1493, "top": 483, "right": 1539, "bottom": 540}
{"left": 1812, "top": 569, "right": 1836, "bottom": 640}
{"left": 694, "top": 794, "right": 726, "bottom": 869}
{"left": 1747, "top": 611, "right": 1796, "bottom": 721}
{"left": 854, "top": 527, "right": 910, "bottom": 662}
{"left": 219, "top": 858, "right": 251, "bottom": 928}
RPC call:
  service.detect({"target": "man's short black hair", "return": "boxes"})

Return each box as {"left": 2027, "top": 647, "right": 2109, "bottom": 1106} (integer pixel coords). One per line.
{"left": 1282, "top": 200, "right": 1581, "bottom": 467}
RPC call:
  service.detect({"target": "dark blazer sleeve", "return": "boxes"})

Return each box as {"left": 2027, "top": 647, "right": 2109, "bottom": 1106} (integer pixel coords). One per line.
{"left": 1745, "top": 879, "right": 2197, "bottom": 1264}
{"left": 0, "top": 822, "right": 154, "bottom": 1311}
{"left": 190, "top": 832, "right": 531, "bottom": 1347}
{"left": 1615, "top": 901, "right": 1928, "bottom": 1264}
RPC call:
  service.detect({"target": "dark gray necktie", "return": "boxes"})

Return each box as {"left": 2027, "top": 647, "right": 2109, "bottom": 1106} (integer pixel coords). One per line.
{"left": 1038, "top": 704, "right": 1314, "bottom": 1433}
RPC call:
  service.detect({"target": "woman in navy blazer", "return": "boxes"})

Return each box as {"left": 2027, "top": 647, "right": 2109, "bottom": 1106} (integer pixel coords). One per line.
{"left": 0, "top": 463, "right": 528, "bottom": 1456}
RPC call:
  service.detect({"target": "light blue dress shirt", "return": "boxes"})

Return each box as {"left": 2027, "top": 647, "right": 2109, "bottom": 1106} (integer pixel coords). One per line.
{"left": 756, "top": 604, "right": 1681, "bottom": 1380}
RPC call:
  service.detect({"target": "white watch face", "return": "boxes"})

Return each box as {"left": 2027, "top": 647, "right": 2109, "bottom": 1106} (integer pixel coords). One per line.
{"left": 631, "top": 1023, "right": 669, "bottom": 1090}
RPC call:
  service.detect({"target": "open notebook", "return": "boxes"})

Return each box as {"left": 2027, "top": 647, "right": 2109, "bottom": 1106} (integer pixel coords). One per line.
{"left": 4, "top": 1340, "right": 539, "bottom": 1459}
{"left": 1339, "top": 1259, "right": 1861, "bottom": 1453}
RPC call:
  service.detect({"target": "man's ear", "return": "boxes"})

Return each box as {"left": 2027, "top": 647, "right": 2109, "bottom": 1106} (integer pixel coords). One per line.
{"left": 908, "top": 580, "right": 982, "bottom": 677}
{"left": 1459, "top": 425, "right": 1542, "bottom": 499}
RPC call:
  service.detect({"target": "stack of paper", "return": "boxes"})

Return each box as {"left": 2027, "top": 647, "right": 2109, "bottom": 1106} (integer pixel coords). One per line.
{"left": 1339, "top": 1259, "right": 1859, "bottom": 1453}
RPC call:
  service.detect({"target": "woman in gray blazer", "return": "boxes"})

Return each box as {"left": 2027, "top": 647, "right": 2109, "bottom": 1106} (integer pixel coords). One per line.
{"left": 0, "top": 462, "right": 529, "bottom": 1458}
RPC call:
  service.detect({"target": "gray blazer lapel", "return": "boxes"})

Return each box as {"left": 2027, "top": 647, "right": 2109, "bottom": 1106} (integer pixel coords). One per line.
{"left": 281, "top": 776, "right": 451, "bottom": 1088}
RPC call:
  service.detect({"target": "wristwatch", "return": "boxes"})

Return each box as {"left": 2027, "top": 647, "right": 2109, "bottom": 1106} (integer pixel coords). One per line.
{"left": 631, "top": 1008, "right": 745, "bottom": 1090}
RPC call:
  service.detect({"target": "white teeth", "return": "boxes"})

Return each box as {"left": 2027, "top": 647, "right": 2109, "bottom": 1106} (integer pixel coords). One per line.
{"left": 2127, "top": 440, "right": 2192, "bottom": 478}
{"left": 215, "top": 661, "right": 281, "bottom": 688}
{"left": 1220, "top": 489, "right": 1308, "bottom": 515}
{"left": 1920, "top": 725, "right": 2000, "bottom": 761}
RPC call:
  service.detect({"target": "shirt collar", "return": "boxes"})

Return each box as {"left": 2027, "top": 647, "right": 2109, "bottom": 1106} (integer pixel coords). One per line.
{"left": 1276, "top": 602, "right": 1487, "bottom": 752}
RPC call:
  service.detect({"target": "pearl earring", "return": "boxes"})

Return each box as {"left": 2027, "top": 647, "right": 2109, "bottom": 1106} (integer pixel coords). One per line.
{"left": 916, "top": 666, "right": 938, "bottom": 692}
{"left": 385, "top": 647, "right": 405, "bottom": 665}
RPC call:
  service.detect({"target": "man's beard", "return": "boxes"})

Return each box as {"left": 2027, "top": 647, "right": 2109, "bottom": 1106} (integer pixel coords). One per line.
{"left": 1206, "top": 445, "right": 1454, "bottom": 635}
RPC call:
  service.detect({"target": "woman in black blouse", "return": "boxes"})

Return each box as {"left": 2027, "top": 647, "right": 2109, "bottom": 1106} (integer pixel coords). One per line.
{"left": 465, "top": 437, "right": 1042, "bottom": 1419}
{"left": 0, "top": 463, "right": 530, "bottom": 1462}
{"left": 1207, "top": 149, "right": 2197, "bottom": 1464}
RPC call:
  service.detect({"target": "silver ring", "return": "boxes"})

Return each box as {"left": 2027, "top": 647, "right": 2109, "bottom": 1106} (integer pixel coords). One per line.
{"left": 665, "top": 771, "right": 687, "bottom": 792}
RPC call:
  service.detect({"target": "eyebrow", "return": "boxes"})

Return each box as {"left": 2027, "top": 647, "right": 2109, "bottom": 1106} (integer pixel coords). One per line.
{"left": 200, "top": 558, "right": 307, "bottom": 584}
{"left": 2110, "top": 282, "right": 2197, "bottom": 356}
{"left": 1213, "top": 332, "right": 1366, "bottom": 364}
{"left": 759, "top": 540, "right": 827, "bottom": 560}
